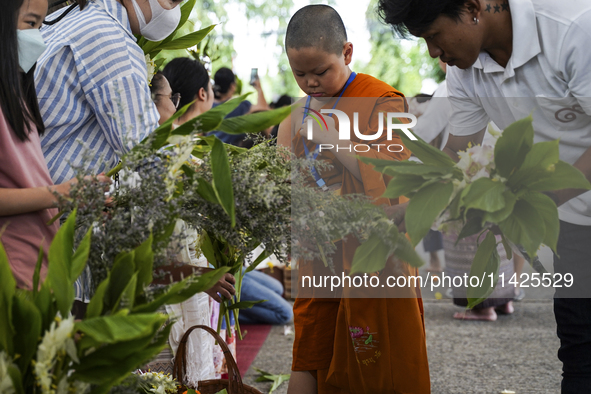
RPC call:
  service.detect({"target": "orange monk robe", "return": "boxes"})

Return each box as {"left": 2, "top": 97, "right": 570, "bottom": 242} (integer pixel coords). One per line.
{"left": 291, "top": 73, "right": 430, "bottom": 393}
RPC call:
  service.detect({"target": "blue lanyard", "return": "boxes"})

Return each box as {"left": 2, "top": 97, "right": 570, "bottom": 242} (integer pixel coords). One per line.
{"left": 301, "top": 71, "right": 357, "bottom": 190}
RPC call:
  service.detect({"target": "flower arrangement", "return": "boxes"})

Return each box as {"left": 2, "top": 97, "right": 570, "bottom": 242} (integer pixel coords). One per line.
{"left": 179, "top": 139, "right": 292, "bottom": 338}
{"left": 360, "top": 116, "right": 591, "bottom": 306}
{"left": 0, "top": 210, "right": 227, "bottom": 394}
{"left": 136, "top": 371, "right": 178, "bottom": 394}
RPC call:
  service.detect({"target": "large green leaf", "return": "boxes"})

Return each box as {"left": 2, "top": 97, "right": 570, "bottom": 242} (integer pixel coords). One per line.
{"left": 158, "top": 25, "right": 216, "bottom": 51}
{"left": 75, "top": 314, "right": 167, "bottom": 344}
{"left": 494, "top": 116, "right": 534, "bottom": 178}
{"left": 12, "top": 294, "right": 41, "bottom": 372}
{"left": 462, "top": 177, "right": 507, "bottom": 213}
{"left": 71, "top": 227, "right": 92, "bottom": 282}
{"left": 217, "top": 105, "right": 292, "bottom": 135}
{"left": 525, "top": 160, "right": 591, "bottom": 192}
{"left": 6, "top": 365, "right": 24, "bottom": 394}
{"left": 196, "top": 178, "right": 220, "bottom": 204}
{"left": 406, "top": 181, "right": 454, "bottom": 246}
{"left": 47, "top": 209, "right": 77, "bottom": 317}
{"left": 34, "top": 283, "right": 55, "bottom": 332}
{"left": 32, "top": 245, "right": 44, "bottom": 297}
{"left": 382, "top": 173, "right": 430, "bottom": 199}
{"left": 350, "top": 234, "right": 391, "bottom": 274}
{"left": 106, "top": 253, "right": 135, "bottom": 313}
{"left": 360, "top": 157, "right": 456, "bottom": 177}
{"left": 467, "top": 231, "right": 500, "bottom": 308}
{"left": 86, "top": 279, "right": 109, "bottom": 319}
{"left": 0, "top": 240, "right": 15, "bottom": 353}
{"left": 395, "top": 129, "right": 456, "bottom": 167}
{"left": 456, "top": 215, "right": 484, "bottom": 242}
{"left": 521, "top": 192, "right": 559, "bottom": 253}
{"left": 210, "top": 138, "right": 235, "bottom": 226}
{"left": 172, "top": 94, "right": 250, "bottom": 138}
{"left": 498, "top": 199, "right": 545, "bottom": 257}
{"left": 521, "top": 140, "right": 560, "bottom": 171}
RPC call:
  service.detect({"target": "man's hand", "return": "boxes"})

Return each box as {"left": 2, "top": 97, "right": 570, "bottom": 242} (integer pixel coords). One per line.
{"left": 205, "top": 273, "right": 236, "bottom": 303}
{"left": 298, "top": 114, "right": 337, "bottom": 146}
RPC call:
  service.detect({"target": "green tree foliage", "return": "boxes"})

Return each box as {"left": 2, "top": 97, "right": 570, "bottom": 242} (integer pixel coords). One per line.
{"left": 357, "top": 0, "right": 445, "bottom": 96}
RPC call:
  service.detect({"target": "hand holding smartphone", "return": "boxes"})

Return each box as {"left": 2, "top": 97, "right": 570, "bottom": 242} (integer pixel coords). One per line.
{"left": 249, "top": 68, "right": 258, "bottom": 86}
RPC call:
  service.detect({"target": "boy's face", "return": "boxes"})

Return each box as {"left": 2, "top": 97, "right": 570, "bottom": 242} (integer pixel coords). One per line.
{"left": 18, "top": 0, "right": 48, "bottom": 30}
{"left": 287, "top": 43, "right": 353, "bottom": 98}
{"left": 415, "top": 13, "right": 484, "bottom": 70}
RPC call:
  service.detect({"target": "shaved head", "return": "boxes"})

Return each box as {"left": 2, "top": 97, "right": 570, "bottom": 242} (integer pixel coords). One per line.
{"left": 285, "top": 5, "right": 348, "bottom": 55}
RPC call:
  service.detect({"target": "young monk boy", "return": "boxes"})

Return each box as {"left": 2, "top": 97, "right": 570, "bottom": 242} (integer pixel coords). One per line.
{"left": 278, "top": 5, "right": 430, "bottom": 393}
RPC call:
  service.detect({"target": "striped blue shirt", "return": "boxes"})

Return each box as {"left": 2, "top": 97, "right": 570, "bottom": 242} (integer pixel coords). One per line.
{"left": 35, "top": 0, "right": 159, "bottom": 184}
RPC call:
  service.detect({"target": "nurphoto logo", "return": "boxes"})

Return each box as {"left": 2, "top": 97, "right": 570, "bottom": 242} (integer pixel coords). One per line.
{"left": 304, "top": 108, "right": 418, "bottom": 153}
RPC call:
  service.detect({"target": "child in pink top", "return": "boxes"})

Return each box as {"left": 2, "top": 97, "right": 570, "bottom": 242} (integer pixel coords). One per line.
{"left": 0, "top": 0, "right": 107, "bottom": 288}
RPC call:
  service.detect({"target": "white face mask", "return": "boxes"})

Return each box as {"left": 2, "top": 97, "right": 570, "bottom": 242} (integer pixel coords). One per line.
{"left": 17, "top": 29, "right": 47, "bottom": 73}
{"left": 131, "top": 0, "right": 181, "bottom": 42}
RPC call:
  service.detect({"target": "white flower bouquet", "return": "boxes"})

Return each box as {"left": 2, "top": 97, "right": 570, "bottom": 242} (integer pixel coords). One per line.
{"left": 360, "top": 116, "right": 591, "bottom": 306}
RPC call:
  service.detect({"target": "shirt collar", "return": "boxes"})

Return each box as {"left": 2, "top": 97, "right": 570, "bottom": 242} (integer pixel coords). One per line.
{"left": 473, "top": 0, "right": 541, "bottom": 74}
{"left": 94, "top": 0, "right": 135, "bottom": 41}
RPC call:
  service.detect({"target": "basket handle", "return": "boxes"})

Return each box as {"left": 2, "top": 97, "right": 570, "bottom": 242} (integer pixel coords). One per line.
{"left": 173, "top": 325, "right": 244, "bottom": 394}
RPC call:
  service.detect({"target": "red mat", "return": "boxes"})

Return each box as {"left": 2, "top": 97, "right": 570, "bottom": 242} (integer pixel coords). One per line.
{"left": 236, "top": 324, "right": 272, "bottom": 377}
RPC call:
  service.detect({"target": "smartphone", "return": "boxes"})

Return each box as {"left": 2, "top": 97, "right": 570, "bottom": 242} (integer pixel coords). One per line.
{"left": 250, "top": 68, "right": 258, "bottom": 86}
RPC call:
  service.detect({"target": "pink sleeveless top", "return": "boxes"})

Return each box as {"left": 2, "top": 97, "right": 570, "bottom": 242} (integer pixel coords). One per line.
{"left": 0, "top": 107, "right": 59, "bottom": 289}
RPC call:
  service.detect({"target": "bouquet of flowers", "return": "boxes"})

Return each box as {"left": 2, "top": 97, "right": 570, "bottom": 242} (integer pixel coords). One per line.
{"left": 179, "top": 139, "right": 292, "bottom": 338}
{"left": 360, "top": 116, "right": 591, "bottom": 306}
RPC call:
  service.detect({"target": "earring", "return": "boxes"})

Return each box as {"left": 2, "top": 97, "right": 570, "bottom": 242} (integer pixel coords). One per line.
{"left": 473, "top": 17, "right": 479, "bottom": 24}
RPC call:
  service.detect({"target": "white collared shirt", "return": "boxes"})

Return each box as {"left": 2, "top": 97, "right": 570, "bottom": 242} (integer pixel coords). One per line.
{"left": 447, "top": 0, "right": 591, "bottom": 225}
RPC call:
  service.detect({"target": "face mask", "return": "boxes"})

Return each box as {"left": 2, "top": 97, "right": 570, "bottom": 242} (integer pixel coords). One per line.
{"left": 17, "top": 29, "right": 47, "bottom": 73}
{"left": 131, "top": 0, "right": 181, "bottom": 42}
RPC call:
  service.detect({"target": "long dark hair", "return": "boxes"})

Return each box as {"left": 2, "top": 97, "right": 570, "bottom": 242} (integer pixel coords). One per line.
{"left": 162, "top": 57, "right": 210, "bottom": 110}
{"left": 0, "top": 0, "right": 46, "bottom": 142}
{"left": 213, "top": 67, "right": 235, "bottom": 100}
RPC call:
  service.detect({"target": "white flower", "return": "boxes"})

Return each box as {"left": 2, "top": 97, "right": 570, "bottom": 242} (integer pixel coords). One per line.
{"left": 0, "top": 351, "right": 16, "bottom": 394}
{"left": 470, "top": 167, "right": 490, "bottom": 182}
{"left": 34, "top": 316, "right": 76, "bottom": 394}
{"left": 146, "top": 54, "right": 156, "bottom": 84}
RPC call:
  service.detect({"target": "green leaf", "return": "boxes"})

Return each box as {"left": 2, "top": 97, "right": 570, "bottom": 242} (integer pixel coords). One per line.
{"left": 12, "top": 294, "right": 41, "bottom": 372}
{"left": 393, "top": 232, "right": 424, "bottom": 268}
{"left": 226, "top": 300, "right": 267, "bottom": 310}
{"left": 482, "top": 190, "right": 517, "bottom": 224}
{"left": 521, "top": 140, "right": 560, "bottom": 170}
{"left": 382, "top": 174, "right": 430, "bottom": 199}
{"left": 501, "top": 234, "right": 513, "bottom": 261}
{"left": 395, "top": 129, "right": 456, "bottom": 167}
{"left": 196, "top": 178, "right": 220, "bottom": 204}
{"left": 142, "top": 0, "right": 197, "bottom": 55}
{"left": 106, "top": 252, "right": 135, "bottom": 312}
{"left": 134, "top": 235, "right": 154, "bottom": 297}
{"left": 47, "top": 209, "right": 77, "bottom": 317}
{"left": 462, "top": 177, "right": 506, "bottom": 213}
{"left": 350, "top": 235, "right": 391, "bottom": 274}
{"left": 360, "top": 157, "right": 456, "bottom": 177}
{"left": 456, "top": 216, "right": 484, "bottom": 242}
{"left": 498, "top": 199, "right": 545, "bottom": 257}
{"left": 32, "top": 244, "right": 44, "bottom": 296}
{"left": 494, "top": 116, "right": 534, "bottom": 178}
{"left": 525, "top": 160, "right": 591, "bottom": 192}
{"left": 86, "top": 279, "right": 109, "bottom": 318}
{"left": 199, "top": 231, "right": 218, "bottom": 266}
{"left": 467, "top": 231, "right": 500, "bottom": 308}
{"left": 244, "top": 248, "right": 271, "bottom": 275}
{"left": 71, "top": 227, "right": 92, "bottom": 282}
{"left": 153, "top": 219, "right": 177, "bottom": 248}
{"left": 406, "top": 182, "right": 454, "bottom": 246}
{"left": 172, "top": 94, "right": 250, "bottom": 137}
{"left": 6, "top": 365, "right": 24, "bottom": 394}
{"left": 0, "top": 240, "right": 16, "bottom": 353}
{"left": 521, "top": 192, "right": 559, "bottom": 253}
{"left": 210, "top": 138, "right": 235, "bottom": 226}
{"left": 158, "top": 25, "right": 216, "bottom": 51}
{"left": 217, "top": 105, "right": 292, "bottom": 135}
{"left": 34, "top": 283, "right": 55, "bottom": 332}
{"left": 76, "top": 314, "right": 167, "bottom": 344}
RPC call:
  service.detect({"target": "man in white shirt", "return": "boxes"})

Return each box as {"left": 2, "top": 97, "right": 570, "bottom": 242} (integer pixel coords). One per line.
{"left": 378, "top": 0, "right": 591, "bottom": 391}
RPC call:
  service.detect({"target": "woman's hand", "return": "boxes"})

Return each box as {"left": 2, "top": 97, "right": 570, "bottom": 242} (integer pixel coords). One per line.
{"left": 205, "top": 273, "right": 236, "bottom": 303}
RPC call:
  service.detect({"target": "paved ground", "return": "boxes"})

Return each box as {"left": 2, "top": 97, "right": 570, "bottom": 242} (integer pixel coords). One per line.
{"left": 242, "top": 246, "right": 562, "bottom": 393}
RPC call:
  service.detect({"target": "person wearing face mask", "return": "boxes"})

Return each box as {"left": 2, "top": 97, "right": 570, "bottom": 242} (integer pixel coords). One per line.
{"left": 0, "top": 0, "right": 108, "bottom": 289}
{"left": 34, "top": 0, "right": 182, "bottom": 313}
{"left": 34, "top": 0, "right": 182, "bottom": 186}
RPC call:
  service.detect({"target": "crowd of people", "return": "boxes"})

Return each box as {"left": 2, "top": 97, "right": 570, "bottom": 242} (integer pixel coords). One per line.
{"left": 2, "top": 0, "right": 591, "bottom": 393}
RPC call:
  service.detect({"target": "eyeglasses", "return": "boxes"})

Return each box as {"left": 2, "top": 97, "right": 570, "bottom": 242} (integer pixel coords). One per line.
{"left": 156, "top": 93, "right": 181, "bottom": 109}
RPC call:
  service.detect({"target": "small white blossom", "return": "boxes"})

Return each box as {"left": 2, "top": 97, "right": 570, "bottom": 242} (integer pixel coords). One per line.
{"left": 0, "top": 351, "right": 16, "bottom": 394}
{"left": 145, "top": 54, "right": 156, "bottom": 84}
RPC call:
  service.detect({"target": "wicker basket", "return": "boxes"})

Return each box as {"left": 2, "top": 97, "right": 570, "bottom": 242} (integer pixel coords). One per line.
{"left": 173, "top": 325, "right": 263, "bottom": 394}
